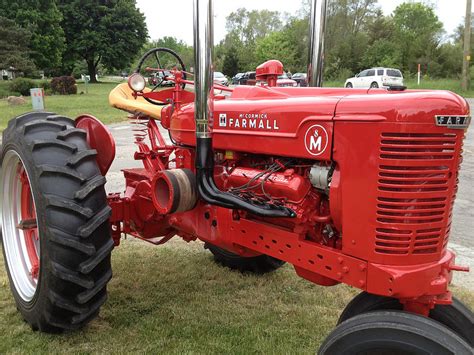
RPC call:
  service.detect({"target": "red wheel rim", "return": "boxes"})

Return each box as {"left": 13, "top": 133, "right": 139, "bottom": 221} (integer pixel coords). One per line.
{"left": 1, "top": 150, "right": 40, "bottom": 301}
{"left": 19, "top": 166, "right": 40, "bottom": 281}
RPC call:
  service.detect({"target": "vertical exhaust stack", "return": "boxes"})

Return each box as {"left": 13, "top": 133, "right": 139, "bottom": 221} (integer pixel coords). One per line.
{"left": 192, "top": 0, "right": 295, "bottom": 218}
{"left": 307, "top": 0, "right": 328, "bottom": 87}
{"left": 193, "top": 0, "right": 214, "bottom": 139}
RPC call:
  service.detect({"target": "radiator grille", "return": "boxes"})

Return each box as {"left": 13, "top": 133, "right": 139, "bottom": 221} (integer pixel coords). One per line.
{"left": 375, "top": 132, "right": 459, "bottom": 256}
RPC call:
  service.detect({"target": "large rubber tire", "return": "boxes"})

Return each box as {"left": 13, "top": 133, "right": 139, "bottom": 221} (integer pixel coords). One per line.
{"left": 0, "top": 112, "right": 113, "bottom": 332}
{"left": 338, "top": 291, "right": 474, "bottom": 346}
{"left": 205, "top": 243, "right": 285, "bottom": 274}
{"left": 345, "top": 82, "right": 353, "bottom": 88}
{"left": 319, "top": 311, "right": 472, "bottom": 354}
{"left": 370, "top": 81, "right": 379, "bottom": 88}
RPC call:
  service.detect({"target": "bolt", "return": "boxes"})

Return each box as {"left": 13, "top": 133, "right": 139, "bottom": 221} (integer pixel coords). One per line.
{"left": 337, "top": 257, "right": 343, "bottom": 264}
{"left": 337, "top": 272, "right": 342, "bottom": 280}
{"left": 358, "top": 280, "right": 366, "bottom": 287}
{"left": 342, "top": 266, "right": 349, "bottom": 274}
{"left": 359, "top": 264, "right": 366, "bottom": 272}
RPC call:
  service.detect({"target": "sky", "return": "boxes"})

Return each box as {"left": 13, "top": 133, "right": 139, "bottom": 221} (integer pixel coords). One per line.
{"left": 136, "top": 0, "right": 466, "bottom": 45}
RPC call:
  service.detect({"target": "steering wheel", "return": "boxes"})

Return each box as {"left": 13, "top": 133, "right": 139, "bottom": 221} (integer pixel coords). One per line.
{"left": 135, "top": 47, "right": 187, "bottom": 105}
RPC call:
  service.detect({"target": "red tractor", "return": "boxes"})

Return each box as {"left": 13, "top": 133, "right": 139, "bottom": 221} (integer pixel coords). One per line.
{"left": 1, "top": 0, "right": 473, "bottom": 353}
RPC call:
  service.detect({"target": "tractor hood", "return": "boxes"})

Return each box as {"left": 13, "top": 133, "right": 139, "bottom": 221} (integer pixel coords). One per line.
{"left": 168, "top": 86, "right": 469, "bottom": 161}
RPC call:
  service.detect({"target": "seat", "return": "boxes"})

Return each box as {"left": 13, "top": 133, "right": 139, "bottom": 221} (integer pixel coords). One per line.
{"left": 109, "top": 83, "right": 162, "bottom": 120}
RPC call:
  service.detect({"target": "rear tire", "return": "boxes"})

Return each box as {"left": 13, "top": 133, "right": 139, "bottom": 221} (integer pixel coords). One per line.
{"left": 319, "top": 311, "right": 472, "bottom": 354}
{"left": 338, "top": 291, "right": 474, "bottom": 346}
{"left": 370, "top": 82, "right": 379, "bottom": 88}
{"left": 0, "top": 112, "right": 113, "bottom": 332}
{"left": 345, "top": 83, "right": 353, "bottom": 88}
{"left": 205, "top": 243, "right": 285, "bottom": 274}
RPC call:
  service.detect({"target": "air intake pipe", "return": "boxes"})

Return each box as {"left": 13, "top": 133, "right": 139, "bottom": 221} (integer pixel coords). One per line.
{"left": 192, "top": 0, "right": 295, "bottom": 218}
{"left": 307, "top": 0, "right": 328, "bottom": 87}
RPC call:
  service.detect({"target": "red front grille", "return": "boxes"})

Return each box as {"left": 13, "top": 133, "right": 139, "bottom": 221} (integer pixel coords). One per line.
{"left": 375, "top": 132, "right": 460, "bottom": 256}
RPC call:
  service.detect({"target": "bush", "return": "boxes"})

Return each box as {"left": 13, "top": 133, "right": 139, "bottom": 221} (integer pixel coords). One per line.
{"left": 38, "top": 80, "right": 51, "bottom": 91}
{"left": 51, "top": 76, "right": 77, "bottom": 95}
{"left": 8, "top": 78, "right": 36, "bottom": 96}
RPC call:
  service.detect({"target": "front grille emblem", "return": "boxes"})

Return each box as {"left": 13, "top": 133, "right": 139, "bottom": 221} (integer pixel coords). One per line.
{"left": 435, "top": 115, "right": 471, "bottom": 129}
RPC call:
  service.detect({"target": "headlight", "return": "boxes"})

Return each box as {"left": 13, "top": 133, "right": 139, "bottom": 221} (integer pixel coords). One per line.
{"left": 128, "top": 73, "right": 146, "bottom": 92}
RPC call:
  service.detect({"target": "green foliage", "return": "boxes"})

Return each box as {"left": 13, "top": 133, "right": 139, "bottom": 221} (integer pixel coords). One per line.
{"left": 8, "top": 78, "right": 36, "bottom": 96}
{"left": 0, "top": 17, "right": 36, "bottom": 75}
{"left": 255, "top": 32, "right": 296, "bottom": 70}
{"left": 58, "top": 0, "right": 147, "bottom": 82}
{"left": 220, "top": 8, "right": 284, "bottom": 72}
{"left": 392, "top": 3, "right": 443, "bottom": 74}
{"left": 0, "top": 0, "right": 65, "bottom": 72}
{"left": 361, "top": 39, "right": 399, "bottom": 69}
{"left": 51, "top": 76, "right": 77, "bottom": 95}
{"left": 222, "top": 48, "right": 240, "bottom": 77}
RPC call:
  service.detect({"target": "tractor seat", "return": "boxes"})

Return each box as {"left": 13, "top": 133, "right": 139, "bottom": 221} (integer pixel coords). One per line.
{"left": 109, "top": 83, "right": 162, "bottom": 120}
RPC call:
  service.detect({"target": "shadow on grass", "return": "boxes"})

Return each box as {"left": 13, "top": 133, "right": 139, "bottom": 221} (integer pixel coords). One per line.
{"left": 1, "top": 239, "right": 473, "bottom": 354}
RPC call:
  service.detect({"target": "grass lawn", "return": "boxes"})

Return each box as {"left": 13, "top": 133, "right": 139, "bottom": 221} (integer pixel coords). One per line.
{"left": 0, "top": 239, "right": 473, "bottom": 354}
{"left": 0, "top": 80, "right": 129, "bottom": 131}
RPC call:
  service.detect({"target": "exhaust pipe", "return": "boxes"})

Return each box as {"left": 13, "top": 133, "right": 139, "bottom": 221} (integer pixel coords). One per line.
{"left": 307, "top": 0, "right": 328, "bottom": 87}
{"left": 192, "top": 0, "right": 295, "bottom": 218}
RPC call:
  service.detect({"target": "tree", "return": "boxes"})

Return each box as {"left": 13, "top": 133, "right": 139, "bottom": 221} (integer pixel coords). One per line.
{"left": 59, "top": 0, "right": 147, "bottom": 82}
{"left": 222, "top": 8, "right": 284, "bottom": 71}
{"left": 222, "top": 48, "right": 239, "bottom": 77}
{"left": 255, "top": 31, "right": 296, "bottom": 70}
{"left": 0, "top": 17, "right": 36, "bottom": 74}
{"left": 392, "top": 3, "right": 444, "bottom": 74}
{"left": 0, "top": 0, "right": 65, "bottom": 73}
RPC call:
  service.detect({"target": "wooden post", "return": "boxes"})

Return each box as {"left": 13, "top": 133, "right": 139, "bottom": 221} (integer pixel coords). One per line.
{"left": 462, "top": 0, "right": 472, "bottom": 91}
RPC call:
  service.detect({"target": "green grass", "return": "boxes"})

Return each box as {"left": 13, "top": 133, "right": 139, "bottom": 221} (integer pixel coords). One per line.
{"left": 0, "top": 239, "right": 473, "bottom": 354}
{"left": 0, "top": 81, "right": 129, "bottom": 130}
{"left": 324, "top": 78, "right": 474, "bottom": 98}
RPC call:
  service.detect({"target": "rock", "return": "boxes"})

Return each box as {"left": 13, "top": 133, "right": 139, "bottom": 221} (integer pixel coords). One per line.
{"left": 7, "top": 96, "right": 27, "bottom": 106}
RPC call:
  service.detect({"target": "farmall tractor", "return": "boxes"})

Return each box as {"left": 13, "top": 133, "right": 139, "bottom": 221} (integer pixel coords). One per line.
{"left": 1, "top": 0, "right": 473, "bottom": 353}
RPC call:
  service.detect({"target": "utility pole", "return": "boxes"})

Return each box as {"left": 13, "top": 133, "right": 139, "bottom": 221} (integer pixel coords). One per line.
{"left": 462, "top": 0, "right": 472, "bottom": 91}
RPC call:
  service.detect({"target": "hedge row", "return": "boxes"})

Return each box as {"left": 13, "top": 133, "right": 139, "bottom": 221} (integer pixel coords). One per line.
{"left": 7, "top": 76, "right": 77, "bottom": 96}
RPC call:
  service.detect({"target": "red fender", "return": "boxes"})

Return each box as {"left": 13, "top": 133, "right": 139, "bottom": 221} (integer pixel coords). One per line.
{"left": 76, "top": 114, "right": 116, "bottom": 176}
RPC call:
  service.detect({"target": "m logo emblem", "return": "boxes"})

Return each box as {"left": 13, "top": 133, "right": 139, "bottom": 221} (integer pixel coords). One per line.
{"left": 304, "top": 124, "right": 329, "bottom": 156}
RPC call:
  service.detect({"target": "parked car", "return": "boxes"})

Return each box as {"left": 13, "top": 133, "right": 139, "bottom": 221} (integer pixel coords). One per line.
{"left": 239, "top": 71, "right": 257, "bottom": 86}
{"left": 213, "top": 72, "right": 229, "bottom": 86}
{"left": 277, "top": 73, "right": 297, "bottom": 87}
{"left": 344, "top": 68, "right": 404, "bottom": 89}
{"left": 148, "top": 70, "right": 174, "bottom": 87}
{"left": 291, "top": 73, "right": 308, "bottom": 87}
{"left": 232, "top": 73, "right": 244, "bottom": 85}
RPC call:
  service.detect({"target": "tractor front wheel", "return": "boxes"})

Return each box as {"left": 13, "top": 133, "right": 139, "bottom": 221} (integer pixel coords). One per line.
{"left": 0, "top": 112, "right": 113, "bottom": 332}
{"left": 319, "top": 311, "right": 472, "bottom": 354}
{"left": 338, "top": 291, "right": 474, "bottom": 346}
{"left": 205, "top": 243, "right": 285, "bottom": 274}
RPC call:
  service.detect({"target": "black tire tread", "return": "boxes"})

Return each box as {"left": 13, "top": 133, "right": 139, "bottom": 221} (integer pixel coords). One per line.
{"left": 1, "top": 112, "right": 113, "bottom": 333}
{"left": 338, "top": 291, "right": 474, "bottom": 346}
{"left": 49, "top": 228, "right": 96, "bottom": 256}
{"left": 74, "top": 174, "right": 105, "bottom": 201}
{"left": 320, "top": 311, "right": 472, "bottom": 354}
{"left": 205, "top": 243, "right": 285, "bottom": 274}
{"left": 67, "top": 149, "right": 98, "bottom": 168}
